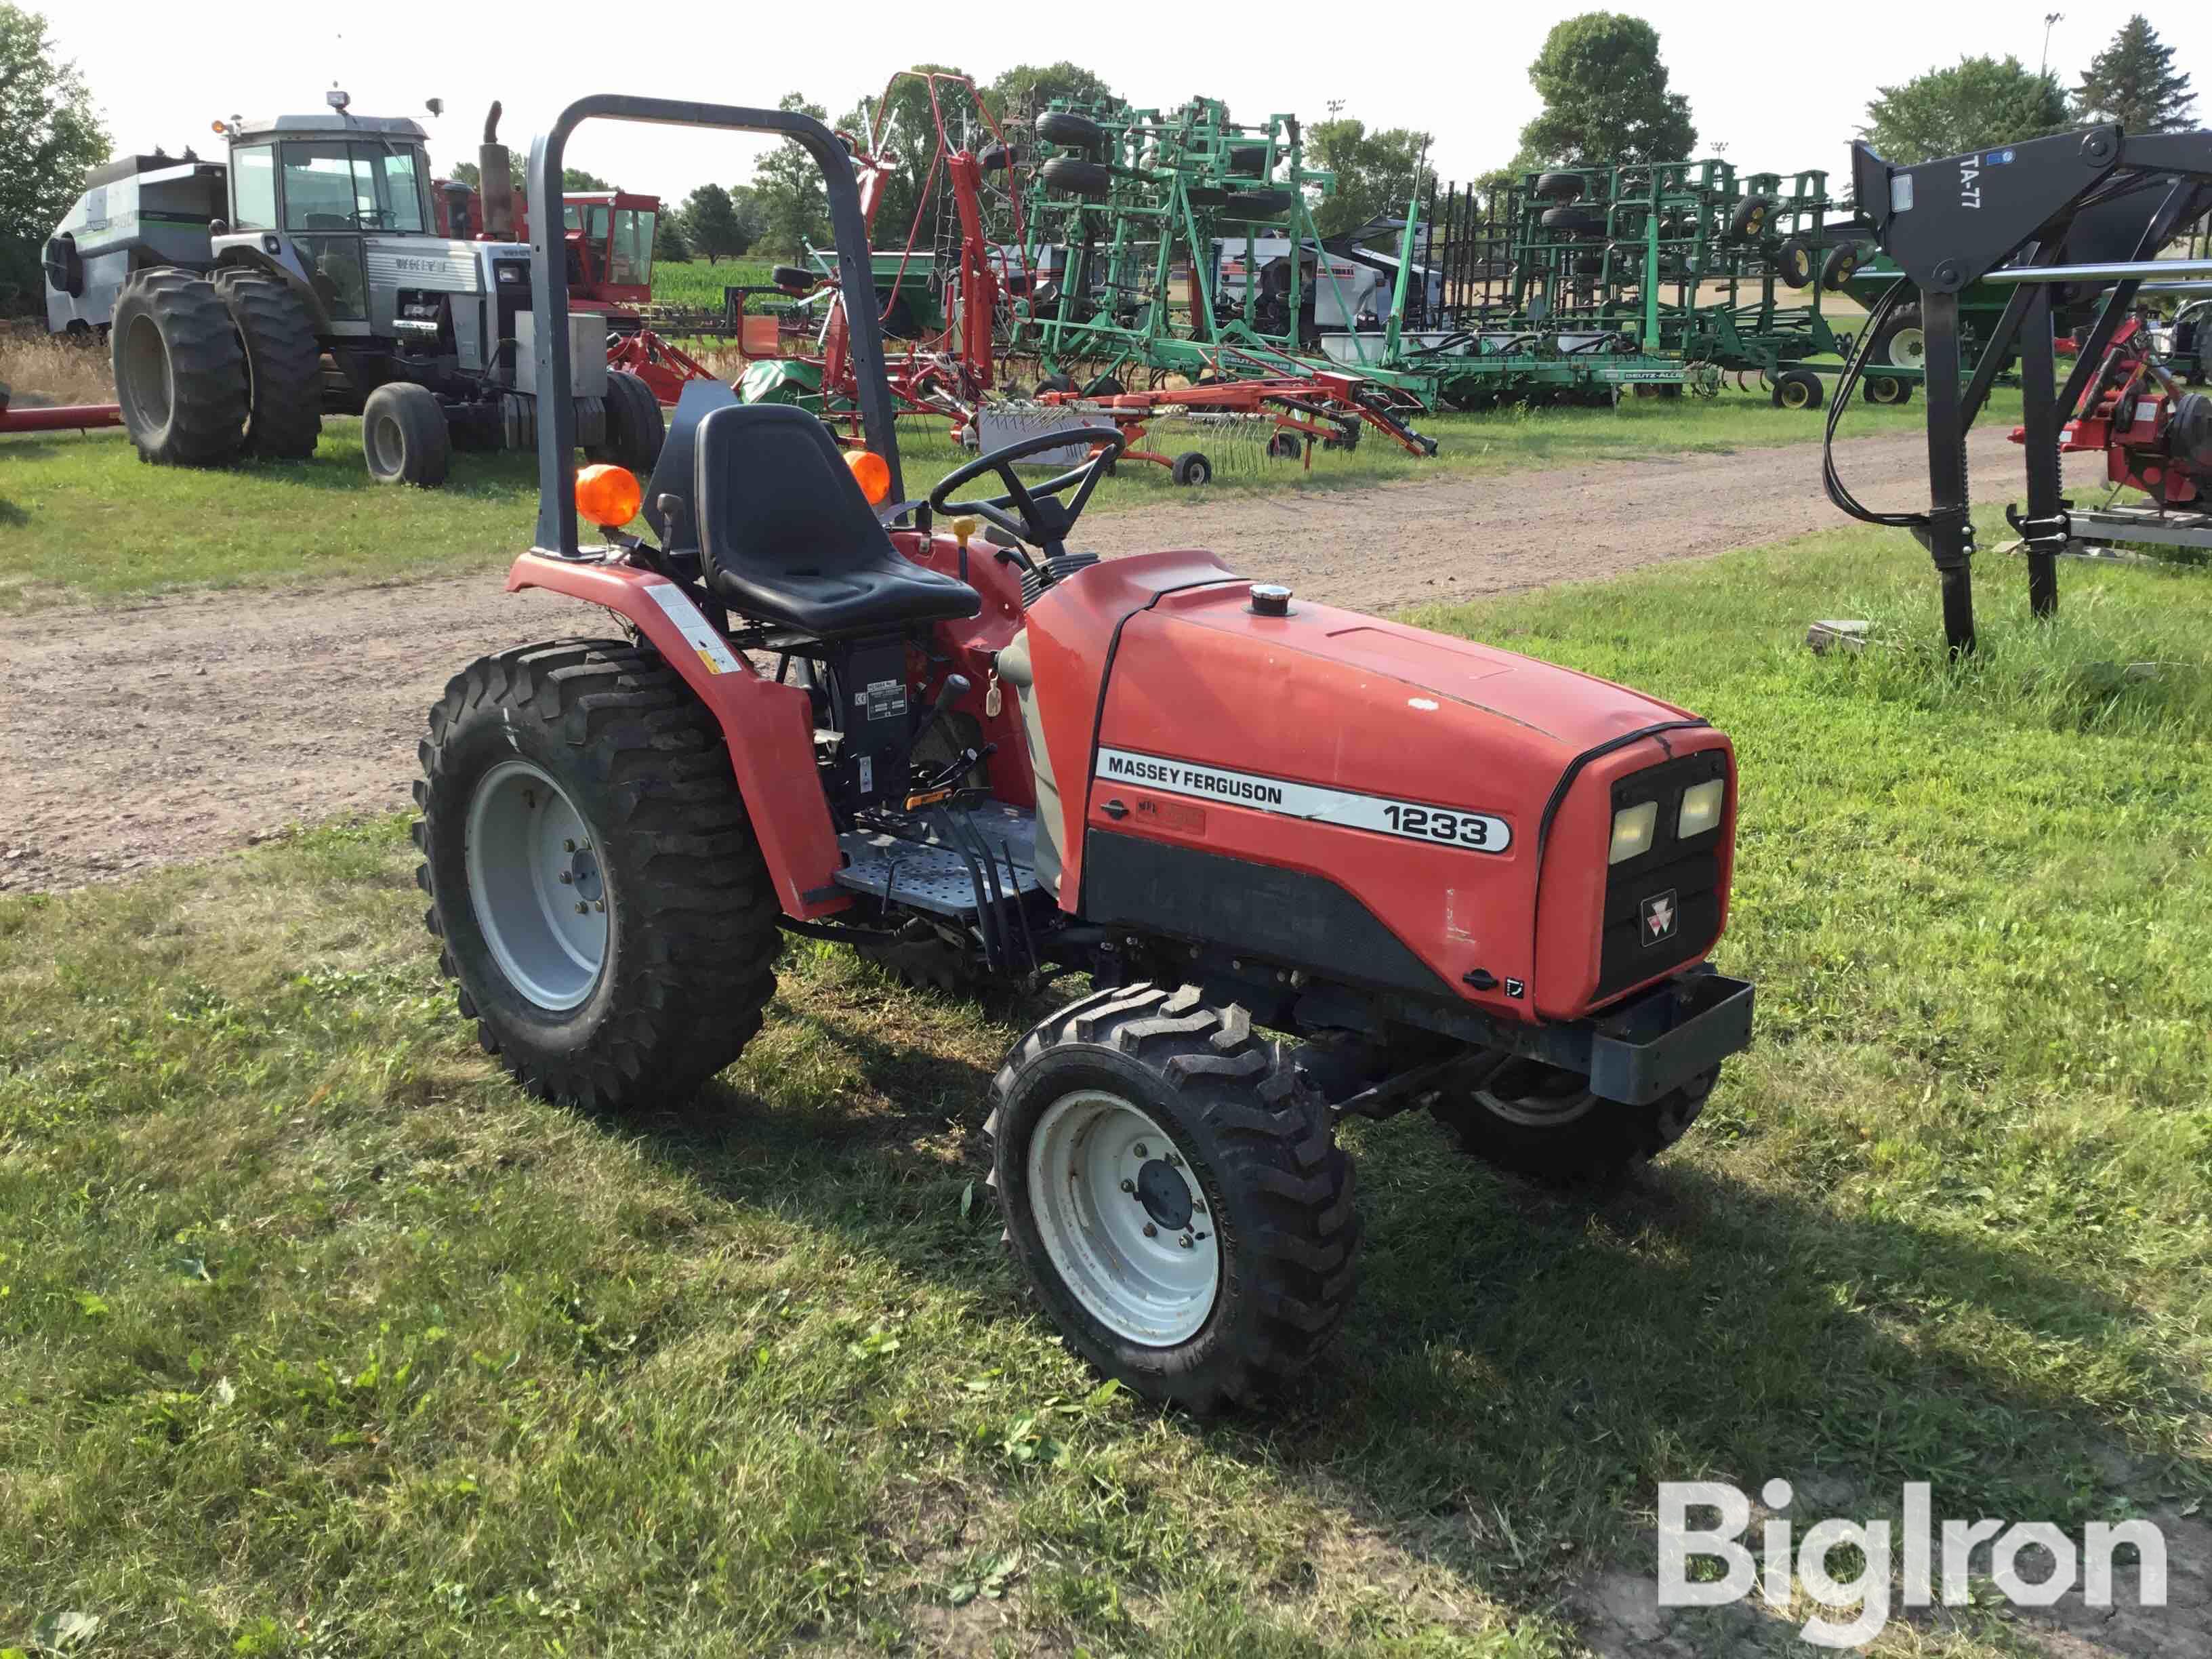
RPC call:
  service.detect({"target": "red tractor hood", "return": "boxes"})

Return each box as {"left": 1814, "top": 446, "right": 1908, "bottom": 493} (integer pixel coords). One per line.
{"left": 1029, "top": 554, "right": 1735, "bottom": 1022}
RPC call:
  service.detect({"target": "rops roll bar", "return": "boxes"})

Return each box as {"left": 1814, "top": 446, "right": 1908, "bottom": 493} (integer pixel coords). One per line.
{"left": 527, "top": 95, "right": 901, "bottom": 555}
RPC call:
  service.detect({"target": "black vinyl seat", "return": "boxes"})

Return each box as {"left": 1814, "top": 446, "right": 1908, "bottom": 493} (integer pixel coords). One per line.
{"left": 693, "top": 403, "right": 979, "bottom": 636}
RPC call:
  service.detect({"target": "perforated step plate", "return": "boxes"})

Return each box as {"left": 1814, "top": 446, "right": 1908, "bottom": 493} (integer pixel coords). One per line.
{"left": 833, "top": 804, "right": 1042, "bottom": 918}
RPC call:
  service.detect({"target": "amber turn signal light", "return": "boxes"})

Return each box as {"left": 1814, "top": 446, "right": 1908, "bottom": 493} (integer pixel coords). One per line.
{"left": 575, "top": 464, "right": 642, "bottom": 529}
{"left": 846, "top": 448, "right": 890, "bottom": 506}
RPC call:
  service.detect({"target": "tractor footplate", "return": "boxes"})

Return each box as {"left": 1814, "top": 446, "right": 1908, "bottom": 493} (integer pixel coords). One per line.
{"left": 833, "top": 806, "right": 1042, "bottom": 918}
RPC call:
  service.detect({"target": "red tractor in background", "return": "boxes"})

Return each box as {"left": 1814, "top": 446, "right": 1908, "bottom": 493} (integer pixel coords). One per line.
{"left": 413, "top": 96, "right": 1755, "bottom": 1410}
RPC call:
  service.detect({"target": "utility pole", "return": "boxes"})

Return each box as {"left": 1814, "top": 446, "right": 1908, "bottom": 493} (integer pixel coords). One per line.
{"left": 2040, "top": 12, "right": 2063, "bottom": 79}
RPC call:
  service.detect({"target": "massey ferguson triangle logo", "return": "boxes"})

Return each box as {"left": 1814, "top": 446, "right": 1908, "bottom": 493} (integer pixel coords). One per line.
{"left": 1642, "top": 890, "right": 1678, "bottom": 945}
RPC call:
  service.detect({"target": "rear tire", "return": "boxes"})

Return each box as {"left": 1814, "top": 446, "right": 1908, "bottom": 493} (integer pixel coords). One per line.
{"left": 212, "top": 268, "right": 323, "bottom": 459}
{"left": 988, "top": 985, "right": 1359, "bottom": 1411}
{"left": 1431, "top": 1059, "right": 1716, "bottom": 1181}
{"left": 362, "top": 382, "right": 451, "bottom": 487}
{"left": 110, "top": 268, "right": 247, "bottom": 467}
{"left": 1772, "top": 367, "right": 1825, "bottom": 410}
{"left": 1171, "top": 451, "right": 1212, "bottom": 486}
{"left": 592, "top": 367, "right": 665, "bottom": 473}
{"left": 414, "top": 638, "right": 781, "bottom": 1111}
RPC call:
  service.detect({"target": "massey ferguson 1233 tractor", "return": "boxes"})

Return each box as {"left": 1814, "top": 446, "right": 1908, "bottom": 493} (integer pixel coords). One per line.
{"left": 413, "top": 96, "right": 1755, "bottom": 1410}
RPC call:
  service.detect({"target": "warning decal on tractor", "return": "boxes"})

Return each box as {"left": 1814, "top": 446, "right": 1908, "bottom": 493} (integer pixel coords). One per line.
{"left": 1094, "top": 747, "right": 1511, "bottom": 854}
{"left": 642, "top": 581, "right": 745, "bottom": 678}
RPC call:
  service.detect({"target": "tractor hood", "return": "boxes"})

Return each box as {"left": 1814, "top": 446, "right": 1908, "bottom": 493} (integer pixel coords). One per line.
{"left": 1035, "top": 554, "right": 1732, "bottom": 1024}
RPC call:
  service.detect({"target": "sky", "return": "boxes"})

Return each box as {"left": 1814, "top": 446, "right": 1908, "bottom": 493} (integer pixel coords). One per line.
{"left": 41, "top": 2, "right": 2212, "bottom": 208}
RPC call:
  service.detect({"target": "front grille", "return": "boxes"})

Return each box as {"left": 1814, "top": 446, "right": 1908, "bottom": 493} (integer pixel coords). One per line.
{"left": 1595, "top": 751, "right": 1728, "bottom": 1002}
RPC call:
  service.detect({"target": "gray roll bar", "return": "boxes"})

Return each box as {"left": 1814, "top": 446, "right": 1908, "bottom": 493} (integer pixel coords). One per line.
{"left": 527, "top": 95, "right": 901, "bottom": 556}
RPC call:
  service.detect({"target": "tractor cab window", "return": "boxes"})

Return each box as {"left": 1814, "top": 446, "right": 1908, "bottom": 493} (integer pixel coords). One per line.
{"left": 610, "top": 208, "right": 654, "bottom": 287}
{"left": 231, "top": 144, "right": 277, "bottom": 229}
{"left": 279, "top": 140, "right": 429, "bottom": 234}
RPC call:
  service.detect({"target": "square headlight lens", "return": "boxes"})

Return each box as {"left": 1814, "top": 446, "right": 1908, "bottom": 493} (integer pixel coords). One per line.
{"left": 1609, "top": 800, "right": 1658, "bottom": 864}
{"left": 1678, "top": 777, "right": 1726, "bottom": 838}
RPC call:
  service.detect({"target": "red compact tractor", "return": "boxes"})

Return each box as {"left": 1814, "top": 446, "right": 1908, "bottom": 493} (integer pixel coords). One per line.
{"left": 414, "top": 98, "right": 1755, "bottom": 1410}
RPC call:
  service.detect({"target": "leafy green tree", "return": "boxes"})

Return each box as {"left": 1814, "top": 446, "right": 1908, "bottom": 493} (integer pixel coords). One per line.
{"left": 839, "top": 64, "right": 969, "bottom": 246}
{"left": 1306, "top": 119, "right": 1434, "bottom": 241}
{"left": 985, "top": 61, "right": 1116, "bottom": 120}
{"left": 1862, "top": 56, "right": 2071, "bottom": 161}
{"left": 681, "top": 183, "right": 750, "bottom": 264}
{"left": 0, "top": 3, "right": 108, "bottom": 312}
{"left": 2074, "top": 15, "right": 2196, "bottom": 133}
{"left": 754, "top": 93, "right": 833, "bottom": 258}
{"left": 1517, "top": 13, "right": 1696, "bottom": 166}
{"left": 652, "top": 208, "right": 692, "bottom": 264}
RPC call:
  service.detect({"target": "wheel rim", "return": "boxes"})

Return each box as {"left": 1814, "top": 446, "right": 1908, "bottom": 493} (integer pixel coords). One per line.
{"left": 1887, "top": 327, "right": 1926, "bottom": 370}
{"left": 1783, "top": 379, "right": 1811, "bottom": 408}
{"left": 368, "top": 413, "right": 406, "bottom": 475}
{"left": 1475, "top": 1062, "right": 1599, "bottom": 1128}
{"left": 1027, "top": 1090, "right": 1221, "bottom": 1346}
{"left": 121, "top": 313, "right": 173, "bottom": 432}
{"left": 464, "top": 758, "right": 608, "bottom": 1011}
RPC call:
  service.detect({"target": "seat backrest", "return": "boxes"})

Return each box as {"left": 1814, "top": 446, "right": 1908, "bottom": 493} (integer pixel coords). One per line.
{"left": 694, "top": 402, "right": 897, "bottom": 591}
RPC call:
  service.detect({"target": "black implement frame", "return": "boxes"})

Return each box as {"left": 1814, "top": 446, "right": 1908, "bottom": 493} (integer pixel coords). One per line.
{"left": 526, "top": 96, "right": 903, "bottom": 556}
{"left": 1835, "top": 125, "right": 2212, "bottom": 653}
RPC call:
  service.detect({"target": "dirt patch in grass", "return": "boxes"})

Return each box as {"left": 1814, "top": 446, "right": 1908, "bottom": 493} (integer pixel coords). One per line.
{"left": 0, "top": 427, "right": 2093, "bottom": 896}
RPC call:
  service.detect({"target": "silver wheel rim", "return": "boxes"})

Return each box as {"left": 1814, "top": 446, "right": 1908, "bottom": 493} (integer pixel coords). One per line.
{"left": 1477, "top": 1063, "right": 1599, "bottom": 1128}
{"left": 369, "top": 413, "right": 405, "bottom": 475}
{"left": 464, "top": 758, "right": 607, "bottom": 1012}
{"left": 1887, "top": 327, "right": 1925, "bottom": 370}
{"left": 1028, "top": 1090, "right": 1221, "bottom": 1346}
{"left": 121, "top": 313, "right": 173, "bottom": 432}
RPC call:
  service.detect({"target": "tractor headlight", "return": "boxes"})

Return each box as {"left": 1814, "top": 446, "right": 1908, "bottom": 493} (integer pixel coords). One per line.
{"left": 1677, "top": 778, "right": 1725, "bottom": 838}
{"left": 1608, "top": 801, "right": 1658, "bottom": 864}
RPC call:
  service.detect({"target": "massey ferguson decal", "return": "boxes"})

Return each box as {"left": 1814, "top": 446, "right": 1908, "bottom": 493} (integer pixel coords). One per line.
{"left": 1096, "top": 748, "right": 1512, "bottom": 853}
{"left": 1641, "top": 888, "right": 1679, "bottom": 945}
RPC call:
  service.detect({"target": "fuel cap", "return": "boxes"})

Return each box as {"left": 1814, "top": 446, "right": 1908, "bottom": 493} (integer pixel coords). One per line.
{"left": 1248, "top": 582, "right": 1292, "bottom": 617}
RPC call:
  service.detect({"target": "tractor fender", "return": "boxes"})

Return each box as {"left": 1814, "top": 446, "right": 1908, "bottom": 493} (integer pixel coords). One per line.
{"left": 504, "top": 553, "right": 851, "bottom": 920}
{"left": 211, "top": 234, "right": 335, "bottom": 333}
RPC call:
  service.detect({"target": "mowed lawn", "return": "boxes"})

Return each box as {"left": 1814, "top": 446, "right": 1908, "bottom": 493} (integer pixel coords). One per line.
{"left": 2, "top": 514, "right": 2207, "bottom": 1656}
{"left": 0, "top": 382, "right": 1961, "bottom": 613}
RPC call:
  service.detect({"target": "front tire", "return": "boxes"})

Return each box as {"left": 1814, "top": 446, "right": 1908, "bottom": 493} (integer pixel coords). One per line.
{"left": 414, "top": 639, "right": 781, "bottom": 1110}
{"left": 591, "top": 367, "right": 665, "bottom": 474}
{"left": 1431, "top": 1058, "right": 1716, "bottom": 1182}
{"left": 987, "top": 985, "right": 1359, "bottom": 1412}
{"left": 363, "top": 382, "right": 451, "bottom": 487}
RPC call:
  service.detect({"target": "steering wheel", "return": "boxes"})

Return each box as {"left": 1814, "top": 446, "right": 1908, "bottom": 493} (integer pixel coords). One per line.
{"left": 928, "top": 425, "right": 1126, "bottom": 566}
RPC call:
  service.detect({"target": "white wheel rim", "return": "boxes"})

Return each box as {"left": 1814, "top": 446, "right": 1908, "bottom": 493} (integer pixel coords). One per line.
{"left": 1888, "top": 327, "right": 1925, "bottom": 369}
{"left": 1028, "top": 1090, "right": 1221, "bottom": 1346}
{"left": 464, "top": 758, "right": 607, "bottom": 1011}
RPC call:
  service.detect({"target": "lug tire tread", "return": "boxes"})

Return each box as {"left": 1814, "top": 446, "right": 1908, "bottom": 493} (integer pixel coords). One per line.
{"left": 415, "top": 638, "right": 779, "bottom": 1110}
{"left": 987, "top": 982, "right": 1359, "bottom": 1412}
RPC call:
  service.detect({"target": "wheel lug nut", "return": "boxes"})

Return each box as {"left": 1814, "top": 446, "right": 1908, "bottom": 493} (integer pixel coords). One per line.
{"left": 1133, "top": 1142, "right": 1148, "bottom": 1158}
{"left": 1120, "top": 1179, "right": 1135, "bottom": 1194}
{"left": 559, "top": 870, "right": 574, "bottom": 884}
{"left": 575, "top": 901, "right": 590, "bottom": 914}
{"left": 564, "top": 838, "right": 577, "bottom": 853}
{"left": 1166, "top": 1153, "right": 1182, "bottom": 1167}
{"left": 1179, "top": 1233, "right": 1193, "bottom": 1249}
{"left": 593, "top": 899, "right": 605, "bottom": 912}
{"left": 1142, "top": 1223, "right": 1157, "bottom": 1237}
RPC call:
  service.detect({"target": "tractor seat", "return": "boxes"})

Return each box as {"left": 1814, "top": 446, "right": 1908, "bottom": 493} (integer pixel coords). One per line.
{"left": 693, "top": 403, "right": 979, "bottom": 637}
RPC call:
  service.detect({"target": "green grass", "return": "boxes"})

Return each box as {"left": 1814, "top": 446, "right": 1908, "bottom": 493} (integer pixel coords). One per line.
{"left": 3, "top": 521, "right": 2207, "bottom": 1655}
{"left": 651, "top": 258, "right": 786, "bottom": 306}
{"left": 0, "top": 386, "right": 1980, "bottom": 612}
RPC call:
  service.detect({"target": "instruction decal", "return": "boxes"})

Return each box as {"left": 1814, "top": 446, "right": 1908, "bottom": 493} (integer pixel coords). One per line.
{"left": 643, "top": 581, "right": 744, "bottom": 677}
{"left": 1094, "top": 747, "right": 1511, "bottom": 853}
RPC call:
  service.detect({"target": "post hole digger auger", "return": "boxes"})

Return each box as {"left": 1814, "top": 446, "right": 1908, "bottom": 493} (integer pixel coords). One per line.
{"left": 412, "top": 95, "right": 1756, "bottom": 1412}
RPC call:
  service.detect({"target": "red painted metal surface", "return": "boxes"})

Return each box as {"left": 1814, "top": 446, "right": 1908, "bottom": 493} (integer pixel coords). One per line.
{"left": 0, "top": 401, "right": 121, "bottom": 434}
{"left": 1025, "top": 573, "right": 1731, "bottom": 1021}
{"left": 503, "top": 552, "right": 849, "bottom": 919}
